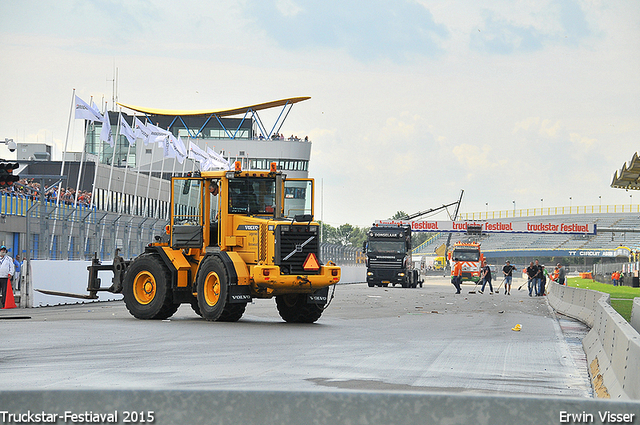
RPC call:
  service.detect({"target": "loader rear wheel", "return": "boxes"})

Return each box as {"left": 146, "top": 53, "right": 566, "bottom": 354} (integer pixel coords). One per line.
{"left": 275, "top": 294, "right": 324, "bottom": 323}
{"left": 123, "top": 253, "right": 175, "bottom": 320}
{"left": 196, "top": 256, "right": 229, "bottom": 321}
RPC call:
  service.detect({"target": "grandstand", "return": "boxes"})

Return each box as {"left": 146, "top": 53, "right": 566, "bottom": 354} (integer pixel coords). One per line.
{"left": 413, "top": 208, "right": 640, "bottom": 263}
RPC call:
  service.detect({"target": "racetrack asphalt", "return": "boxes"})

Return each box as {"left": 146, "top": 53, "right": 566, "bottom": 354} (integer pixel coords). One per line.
{"left": 0, "top": 276, "right": 592, "bottom": 397}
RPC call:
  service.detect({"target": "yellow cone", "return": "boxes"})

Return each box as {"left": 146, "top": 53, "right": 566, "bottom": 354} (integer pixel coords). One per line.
{"left": 512, "top": 324, "right": 522, "bottom": 331}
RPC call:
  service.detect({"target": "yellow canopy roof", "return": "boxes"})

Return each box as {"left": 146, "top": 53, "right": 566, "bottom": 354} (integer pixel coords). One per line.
{"left": 117, "top": 96, "right": 310, "bottom": 117}
{"left": 611, "top": 152, "right": 640, "bottom": 190}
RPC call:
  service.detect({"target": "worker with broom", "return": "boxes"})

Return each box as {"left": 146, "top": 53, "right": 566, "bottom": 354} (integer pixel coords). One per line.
{"left": 502, "top": 260, "right": 517, "bottom": 295}
{"left": 478, "top": 260, "right": 493, "bottom": 294}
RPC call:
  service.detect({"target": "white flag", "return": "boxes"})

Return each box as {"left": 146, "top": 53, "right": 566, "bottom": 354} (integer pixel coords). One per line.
{"left": 163, "top": 135, "right": 177, "bottom": 159}
{"left": 74, "top": 96, "right": 103, "bottom": 122}
{"left": 206, "top": 147, "right": 232, "bottom": 170}
{"left": 119, "top": 114, "right": 136, "bottom": 146}
{"left": 175, "top": 136, "right": 187, "bottom": 164}
{"left": 147, "top": 123, "right": 170, "bottom": 147}
{"left": 134, "top": 117, "right": 151, "bottom": 145}
{"left": 188, "top": 142, "right": 209, "bottom": 170}
{"left": 100, "top": 110, "right": 113, "bottom": 147}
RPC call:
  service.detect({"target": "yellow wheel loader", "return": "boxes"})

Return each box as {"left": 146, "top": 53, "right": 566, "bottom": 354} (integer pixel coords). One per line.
{"left": 84, "top": 162, "right": 340, "bottom": 323}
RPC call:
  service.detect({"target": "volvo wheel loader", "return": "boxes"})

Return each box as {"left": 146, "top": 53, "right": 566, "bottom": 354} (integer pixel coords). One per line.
{"left": 83, "top": 162, "right": 341, "bottom": 323}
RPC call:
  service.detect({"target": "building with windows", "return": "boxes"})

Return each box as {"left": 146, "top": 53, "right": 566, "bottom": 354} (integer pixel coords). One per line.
{"left": 84, "top": 96, "right": 312, "bottom": 179}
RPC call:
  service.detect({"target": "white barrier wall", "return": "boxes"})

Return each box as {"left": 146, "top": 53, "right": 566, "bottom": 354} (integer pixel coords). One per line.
{"left": 547, "top": 282, "right": 640, "bottom": 400}
{"left": 338, "top": 265, "right": 366, "bottom": 284}
{"left": 27, "top": 261, "right": 365, "bottom": 307}
{"left": 632, "top": 298, "right": 640, "bottom": 334}
{"left": 29, "top": 260, "right": 123, "bottom": 307}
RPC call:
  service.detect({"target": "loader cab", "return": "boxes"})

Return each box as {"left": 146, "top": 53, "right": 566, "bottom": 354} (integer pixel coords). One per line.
{"left": 170, "top": 177, "right": 205, "bottom": 249}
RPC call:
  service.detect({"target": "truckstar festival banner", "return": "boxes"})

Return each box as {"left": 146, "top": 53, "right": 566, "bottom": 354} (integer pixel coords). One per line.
{"left": 374, "top": 220, "right": 596, "bottom": 235}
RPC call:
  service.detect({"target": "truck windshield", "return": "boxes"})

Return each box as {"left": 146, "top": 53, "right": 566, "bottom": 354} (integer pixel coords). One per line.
{"left": 452, "top": 249, "right": 480, "bottom": 261}
{"left": 368, "top": 241, "right": 406, "bottom": 254}
{"left": 228, "top": 177, "right": 276, "bottom": 215}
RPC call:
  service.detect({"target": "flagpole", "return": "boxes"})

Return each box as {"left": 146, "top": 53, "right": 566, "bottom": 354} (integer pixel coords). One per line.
{"left": 99, "top": 107, "right": 120, "bottom": 257}
{"left": 49, "top": 88, "right": 76, "bottom": 258}
{"left": 66, "top": 112, "right": 91, "bottom": 258}
{"left": 119, "top": 114, "right": 134, "bottom": 214}
{"left": 153, "top": 131, "right": 169, "bottom": 219}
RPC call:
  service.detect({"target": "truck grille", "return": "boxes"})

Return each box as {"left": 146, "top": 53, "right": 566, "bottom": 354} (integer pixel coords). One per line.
{"left": 276, "top": 225, "right": 320, "bottom": 275}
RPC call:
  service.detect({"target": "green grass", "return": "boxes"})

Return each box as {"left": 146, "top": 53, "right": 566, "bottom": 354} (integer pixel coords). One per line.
{"left": 610, "top": 299, "right": 634, "bottom": 322}
{"left": 567, "top": 277, "right": 639, "bottom": 322}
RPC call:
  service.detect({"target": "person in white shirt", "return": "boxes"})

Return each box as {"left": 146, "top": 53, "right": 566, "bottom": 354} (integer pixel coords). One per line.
{"left": 0, "top": 245, "right": 15, "bottom": 308}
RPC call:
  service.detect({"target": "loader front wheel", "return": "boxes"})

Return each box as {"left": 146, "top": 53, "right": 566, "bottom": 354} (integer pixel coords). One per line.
{"left": 123, "top": 253, "right": 175, "bottom": 320}
{"left": 196, "top": 256, "right": 229, "bottom": 321}
{"left": 275, "top": 294, "right": 324, "bottom": 323}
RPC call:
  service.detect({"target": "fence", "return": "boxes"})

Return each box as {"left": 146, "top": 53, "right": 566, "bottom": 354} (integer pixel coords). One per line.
{"left": 321, "top": 243, "right": 365, "bottom": 266}
{"left": 1, "top": 192, "right": 168, "bottom": 261}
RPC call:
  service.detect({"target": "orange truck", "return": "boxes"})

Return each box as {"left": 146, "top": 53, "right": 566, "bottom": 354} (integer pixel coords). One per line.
{"left": 448, "top": 242, "right": 484, "bottom": 283}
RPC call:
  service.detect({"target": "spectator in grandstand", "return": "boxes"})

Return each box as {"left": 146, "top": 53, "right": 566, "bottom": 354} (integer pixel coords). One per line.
{"left": 526, "top": 261, "right": 537, "bottom": 297}
{"left": 503, "top": 260, "right": 517, "bottom": 295}
{"left": 478, "top": 260, "right": 493, "bottom": 294}
{"left": 557, "top": 263, "right": 566, "bottom": 285}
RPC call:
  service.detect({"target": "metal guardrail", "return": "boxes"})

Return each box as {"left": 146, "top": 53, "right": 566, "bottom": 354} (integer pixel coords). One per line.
{"left": 321, "top": 243, "right": 365, "bottom": 266}
{"left": 461, "top": 204, "right": 640, "bottom": 221}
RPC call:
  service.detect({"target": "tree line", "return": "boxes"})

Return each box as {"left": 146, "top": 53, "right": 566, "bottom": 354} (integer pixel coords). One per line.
{"left": 319, "top": 211, "right": 434, "bottom": 250}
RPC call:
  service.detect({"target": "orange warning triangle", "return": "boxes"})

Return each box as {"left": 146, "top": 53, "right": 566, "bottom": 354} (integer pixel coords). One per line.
{"left": 303, "top": 253, "right": 320, "bottom": 271}
{"left": 3, "top": 277, "right": 17, "bottom": 309}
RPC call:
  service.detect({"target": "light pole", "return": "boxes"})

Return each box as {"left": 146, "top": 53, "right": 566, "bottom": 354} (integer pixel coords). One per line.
{"left": 512, "top": 200, "right": 515, "bottom": 216}
{"left": 485, "top": 202, "right": 488, "bottom": 214}
{"left": 540, "top": 198, "right": 543, "bottom": 209}
{"left": 569, "top": 197, "right": 572, "bottom": 209}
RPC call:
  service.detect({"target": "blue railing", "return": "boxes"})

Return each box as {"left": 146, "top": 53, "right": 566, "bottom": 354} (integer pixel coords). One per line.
{"left": 0, "top": 192, "right": 97, "bottom": 223}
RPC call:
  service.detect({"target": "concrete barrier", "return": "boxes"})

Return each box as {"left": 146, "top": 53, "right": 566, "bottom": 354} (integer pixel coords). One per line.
{"left": 632, "top": 298, "right": 640, "bottom": 334}
{"left": 548, "top": 282, "right": 640, "bottom": 400}
{"left": 337, "top": 265, "right": 365, "bottom": 284}
{"left": 0, "top": 390, "right": 638, "bottom": 425}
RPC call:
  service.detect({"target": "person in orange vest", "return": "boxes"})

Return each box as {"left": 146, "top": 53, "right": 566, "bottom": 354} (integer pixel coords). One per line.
{"left": 612, "top": 271, "right": 620, "bottom": 286}
{"left": 452, "top": 261, "right": 462, "bottom": 294}
{"left": 0, "top": 245, "right": 16, "bottom": 308}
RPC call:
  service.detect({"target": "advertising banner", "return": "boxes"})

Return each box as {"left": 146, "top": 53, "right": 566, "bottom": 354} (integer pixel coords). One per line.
{"left": 374, "top": 220, "right": 596, "bottom": 235}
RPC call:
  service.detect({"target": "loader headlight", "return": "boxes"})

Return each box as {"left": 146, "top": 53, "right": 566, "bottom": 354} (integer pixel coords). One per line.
{"left": 367, "top": 272, "right": 373, "bottom": 276}
{"left": 398, "top": 273, "right": 405, "bottom": 277}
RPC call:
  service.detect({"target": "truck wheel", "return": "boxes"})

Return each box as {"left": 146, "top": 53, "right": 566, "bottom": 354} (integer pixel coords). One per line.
{"left": 275, "top": 294, "right": 324, "bottom": 323}
{"left": 196, "top": 256, "right": 229, "bottom": 321}
{"left": 368, "top": 281, "right": 374, "bottom": 287}
{"left": 218, "top": 303, "right": 247, "bottom": 322}
{"left": 123, "top": 253, "right": 175, "bottom": 320}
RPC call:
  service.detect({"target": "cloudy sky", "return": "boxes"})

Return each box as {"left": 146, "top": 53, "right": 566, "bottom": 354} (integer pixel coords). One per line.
{"left": 0, "top": 0, "right": 638, "bottom": 227}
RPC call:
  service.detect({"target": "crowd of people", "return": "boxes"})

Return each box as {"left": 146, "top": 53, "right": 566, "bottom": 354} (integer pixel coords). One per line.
{"left": 255, "top": 133, "right": 309, "bottom": 141}
{"left": 452, "top": 259, "right": 568, "bottom": 296}
{"left": 0, "top": 179, "right": 93, "bottom": 207}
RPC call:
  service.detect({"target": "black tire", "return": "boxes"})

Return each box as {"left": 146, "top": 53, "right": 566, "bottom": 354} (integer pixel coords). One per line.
{"left": 368, "top": 281, "right": 374, "bottom": 287}
{"left": 190, "top": 296, "right": 202, "bottom": 317}
{"left": 122, "top": 253, "right": 175, "bottom": 320}
{"left": 382, "top": 283, "right": 389, "bottom": 287}
{"left": 196, "top": 255, "right": 229, "bottom": 321}
{"left": 218, "top": 303, "right": 247, "bottom": 322}
{"left": 275, "top": 293, "right": 324, "bottom": 323}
